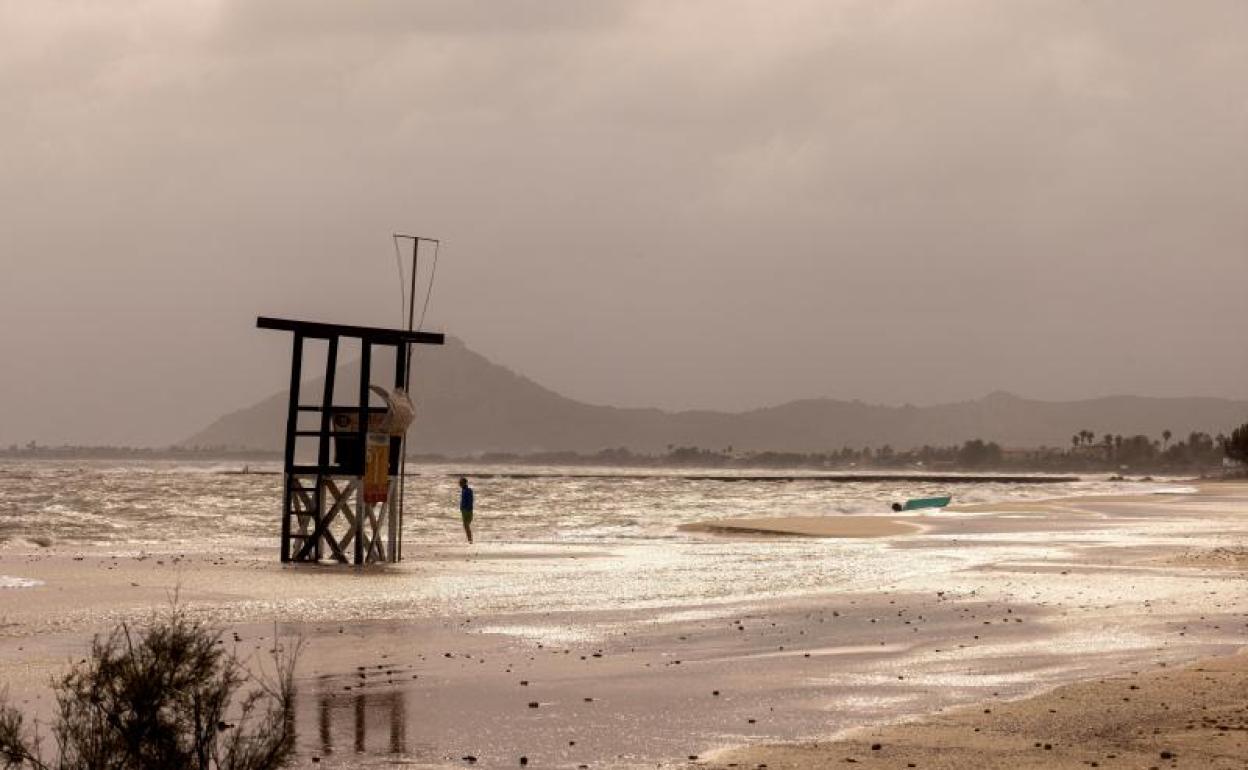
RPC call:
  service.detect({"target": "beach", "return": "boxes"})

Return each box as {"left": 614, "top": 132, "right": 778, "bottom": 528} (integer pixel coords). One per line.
{"left": 0, "top": 466, "right": 1245, "bottom": 768}
{"left": 8, "top": 2, "right": 1246, "bottom": 767}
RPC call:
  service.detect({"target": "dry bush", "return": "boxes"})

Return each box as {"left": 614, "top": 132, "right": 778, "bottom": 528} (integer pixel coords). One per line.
{"left": 0, "top": 609, "right": 299, "bottom": 770}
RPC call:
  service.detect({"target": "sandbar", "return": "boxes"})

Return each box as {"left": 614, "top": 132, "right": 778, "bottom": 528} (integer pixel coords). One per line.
{"left": 679, "top": 515, "right": 922, "bottom": 537}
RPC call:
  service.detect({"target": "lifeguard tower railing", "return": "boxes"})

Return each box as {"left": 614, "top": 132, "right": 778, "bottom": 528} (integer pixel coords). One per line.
{"left": 257, "top": 317, "right": 444, "bottom": 564}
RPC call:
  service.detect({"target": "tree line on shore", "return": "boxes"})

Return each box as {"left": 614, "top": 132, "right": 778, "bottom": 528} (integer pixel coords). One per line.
{"left": 6, "top": 423, "right": 1247, "bottom": 472}
{"left": 454, "top": 426, "right": 1242, "bottom": 472}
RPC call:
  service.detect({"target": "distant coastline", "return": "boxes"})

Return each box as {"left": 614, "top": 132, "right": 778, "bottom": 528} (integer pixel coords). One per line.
{"left": 2, "top": 435, "right": 1239, "bottom": 477}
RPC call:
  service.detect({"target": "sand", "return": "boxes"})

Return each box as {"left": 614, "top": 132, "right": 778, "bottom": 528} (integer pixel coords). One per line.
{"left": 703, "top": 650, "right": 1248, "bottom": 769}
{"left": 679, "top": 515, "right": 922, "bottom": 537}
{"left": 1168, "top": 546, "right": 1248, "bottom": 570}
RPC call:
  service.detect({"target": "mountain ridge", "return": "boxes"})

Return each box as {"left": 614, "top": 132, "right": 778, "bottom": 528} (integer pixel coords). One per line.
{"left": 181, "top": 337, "right": 1248, "bottom": 454}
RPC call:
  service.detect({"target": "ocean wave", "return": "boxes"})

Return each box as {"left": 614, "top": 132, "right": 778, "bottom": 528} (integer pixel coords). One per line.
{"left": 0, "top": 459, "right": 1152, "bottom": 548}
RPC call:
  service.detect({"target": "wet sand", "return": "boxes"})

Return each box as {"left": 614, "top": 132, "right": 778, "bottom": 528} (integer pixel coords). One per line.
{"left": 0, "top": 482, "right": 1245, "bottom": 768}
{"left": 704, "top": 650, "right": 1248, "bottom": 769}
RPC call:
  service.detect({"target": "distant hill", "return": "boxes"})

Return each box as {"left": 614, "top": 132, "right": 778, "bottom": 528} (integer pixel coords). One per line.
{"left": 182, "top": 337, "right": 1248, "bottom": 454}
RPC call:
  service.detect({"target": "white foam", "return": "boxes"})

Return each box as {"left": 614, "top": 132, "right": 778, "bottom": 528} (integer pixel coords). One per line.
{"left": 0, "top": 575, "right": 43, "bottom": 589}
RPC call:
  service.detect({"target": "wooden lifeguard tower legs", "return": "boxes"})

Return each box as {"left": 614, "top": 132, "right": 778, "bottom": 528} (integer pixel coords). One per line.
{"left": 259, "top": 316, "right": 444, "bottom": 565}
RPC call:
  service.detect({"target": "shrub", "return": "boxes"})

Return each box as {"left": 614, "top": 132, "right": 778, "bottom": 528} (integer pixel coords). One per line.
{"left": 0, "top": 609, "right": 299, "bottom": 770}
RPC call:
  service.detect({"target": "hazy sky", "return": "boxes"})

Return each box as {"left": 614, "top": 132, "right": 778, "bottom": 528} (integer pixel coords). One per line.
{"left": 2, "top": 1, "right": 1246, "bottom": 446}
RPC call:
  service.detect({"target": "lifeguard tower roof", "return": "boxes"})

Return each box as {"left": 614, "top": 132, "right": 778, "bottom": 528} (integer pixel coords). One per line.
{"left": 257, "top": 316, "right": 445, "bottom": 346}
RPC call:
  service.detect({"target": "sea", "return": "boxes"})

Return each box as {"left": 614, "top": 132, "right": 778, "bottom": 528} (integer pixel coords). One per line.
{"left": 0, "top": 459, "right": 1169, "bottom": 624}
{"left": 0, "top": 459, "right": 1147, "bottom": 548}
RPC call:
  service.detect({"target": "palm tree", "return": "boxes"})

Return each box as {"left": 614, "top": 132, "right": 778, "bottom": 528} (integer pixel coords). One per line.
{"left": 1162, "top": 429, "right": 1172, "bottom": 450}
{"left": 1071, "top": 434, "right": 1080, "bottom": 450}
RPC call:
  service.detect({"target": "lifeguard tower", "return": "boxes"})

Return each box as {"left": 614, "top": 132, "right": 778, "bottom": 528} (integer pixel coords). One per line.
{"left": 257, "top": 316, "right": 444, "bottom": 565}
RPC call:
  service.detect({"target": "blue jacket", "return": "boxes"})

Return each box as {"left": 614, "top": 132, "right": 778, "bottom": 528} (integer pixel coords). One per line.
{"left": 460, "top": 486, "right": 474, "bottom": 513}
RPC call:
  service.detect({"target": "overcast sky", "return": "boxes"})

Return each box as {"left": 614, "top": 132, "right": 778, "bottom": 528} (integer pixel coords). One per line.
{"left": 2, "top": 0, "right": 1246, "bottom": 446}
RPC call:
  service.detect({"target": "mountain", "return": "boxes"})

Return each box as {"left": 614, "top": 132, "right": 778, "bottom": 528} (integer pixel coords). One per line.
{"left": 182, "top": 338, "right": 1248, "bottom": 454}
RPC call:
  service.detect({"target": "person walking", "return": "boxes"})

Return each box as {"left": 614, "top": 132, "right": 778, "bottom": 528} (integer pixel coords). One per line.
{"left": 458, "top": 477, "right": 474, "bottom": 544}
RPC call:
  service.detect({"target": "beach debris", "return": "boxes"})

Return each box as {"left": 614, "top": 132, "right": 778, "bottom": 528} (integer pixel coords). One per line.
{"left": 519, "top": 756, "right": 528, "bottom": 765}
{"left": 462, "top": 755, "right": 477, "bottom": 763}
{"left": 528, "top": 701, "right": 540, "bottom": 708}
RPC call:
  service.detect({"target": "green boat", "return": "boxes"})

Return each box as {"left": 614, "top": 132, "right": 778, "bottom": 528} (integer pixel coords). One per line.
{"left": 900, "top": 496, "right": 951, "bottom": 511}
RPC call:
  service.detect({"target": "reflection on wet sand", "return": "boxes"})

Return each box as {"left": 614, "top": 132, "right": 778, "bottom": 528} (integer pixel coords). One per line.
{"left": 312, "top": 672, "right": 408, "bottom": 757}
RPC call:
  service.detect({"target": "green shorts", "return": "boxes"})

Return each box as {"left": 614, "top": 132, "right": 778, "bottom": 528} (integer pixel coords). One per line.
{"left": 460, "top": 509, "right": 473, "bottom": 524}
